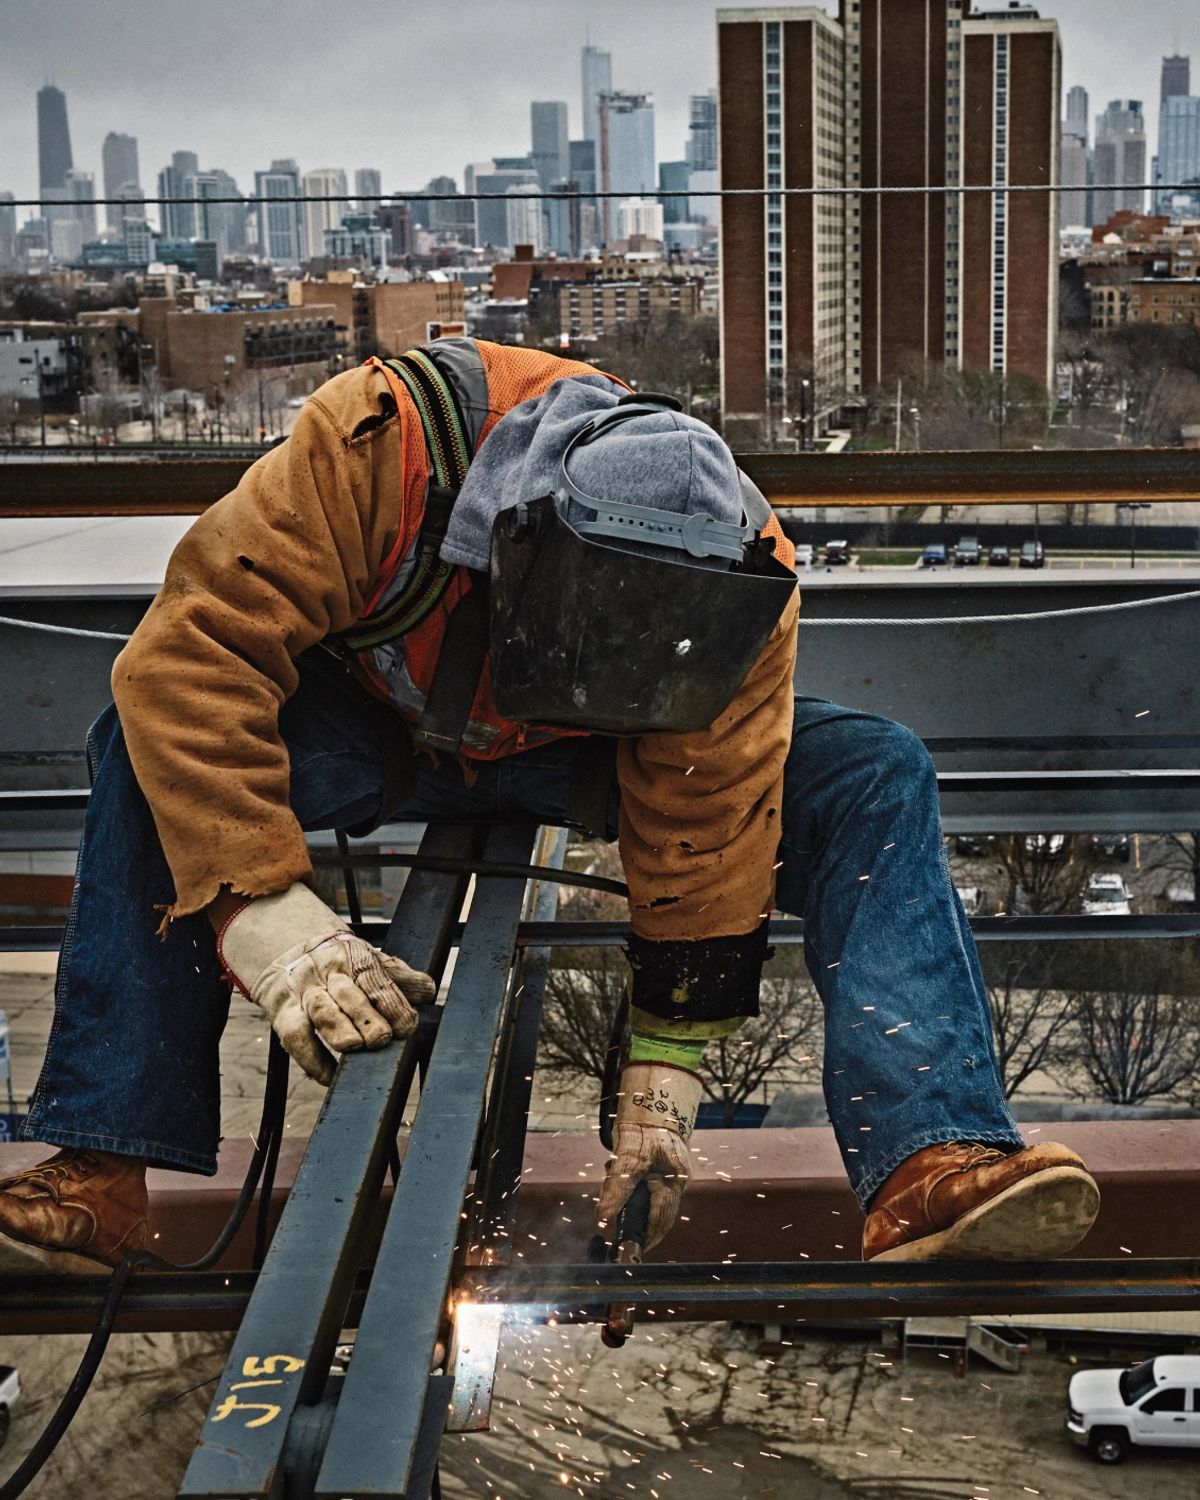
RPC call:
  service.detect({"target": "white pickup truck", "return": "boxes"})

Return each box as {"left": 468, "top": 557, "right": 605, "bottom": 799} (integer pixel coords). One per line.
{"left": 1067, "top": 1354, "right": 1200, "bottom": 1463}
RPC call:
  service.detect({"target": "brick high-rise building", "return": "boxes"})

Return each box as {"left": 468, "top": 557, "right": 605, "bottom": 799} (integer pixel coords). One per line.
{"left": 717, "top": 2, "right": 1060, "bottom": 428}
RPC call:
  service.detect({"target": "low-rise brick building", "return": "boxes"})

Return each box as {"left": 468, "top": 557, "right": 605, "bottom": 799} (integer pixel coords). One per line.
{"left": 288, "top": 276, "right": 466, "bottom": 362}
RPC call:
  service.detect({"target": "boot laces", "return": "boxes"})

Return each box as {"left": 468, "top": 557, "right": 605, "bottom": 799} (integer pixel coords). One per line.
{"left": 1, "top": 1150, "right": 103, "bottom": 1198}
{"left": 943, "top": 1140, "right": 1009, "bottom": 1171}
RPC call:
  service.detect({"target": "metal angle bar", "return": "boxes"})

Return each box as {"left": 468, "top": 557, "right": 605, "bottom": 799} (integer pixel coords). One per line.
{"left": 467, "top": 827, "right": 567, "bottom": 1269}
{"left": 457, "top": 1258, "right": 1200, "bottom": 1318}
{"left": 3, "top": 448, "right": 1198, "bottom": 517}
{"left": 939, "top": 770, "right": 1200, "bottom": 791}
{"left": 178, "top": 824, "right": 475, "bottom": 1500}
{"left": 8, "top": 768, "right": 1200, "bottom": 819}
{"left": 316, "top": 822, "right": 538, "bottom": 1500}
{"left": 7, "top": 911, "right": 1200, "bottom": 961}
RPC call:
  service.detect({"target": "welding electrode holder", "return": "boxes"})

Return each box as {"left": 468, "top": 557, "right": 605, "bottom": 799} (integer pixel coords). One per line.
{"left": 599, "top": 1179, "right": 652, "bottom": 1349}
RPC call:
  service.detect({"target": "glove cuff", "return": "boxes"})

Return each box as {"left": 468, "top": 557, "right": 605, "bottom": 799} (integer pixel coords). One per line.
{"left": 618, "top": 1062, "right": 703, "bottom": 1143}
{"left": 219, "top": 882, "right": 347, "bottom": 996}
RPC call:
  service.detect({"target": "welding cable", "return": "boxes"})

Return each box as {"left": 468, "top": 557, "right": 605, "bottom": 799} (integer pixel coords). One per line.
{"left": 798, "top": 588, "right": 1200, "bottom": 627}
{"left": 0, "top": 1035, "right": 291, "bottom": 1500}
{"left": 6, "top": 587, "right": 1200, "bottom": 651}
{"left": 311, "top": 848, "right": 630, "bottom": 899}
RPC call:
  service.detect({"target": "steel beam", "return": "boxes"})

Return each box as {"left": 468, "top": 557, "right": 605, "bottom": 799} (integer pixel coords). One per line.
{"left": 315, "top": 823, "right": 538, "bottom": 1500}
{"left": 1, "top": 447, "right": 1197, "bottom": 517}
{"left": 456, "top": 1257, "right": 1200, "bottom": 1321}
{"left": 178, "top": 824, "right": 476, "bottom": 1500}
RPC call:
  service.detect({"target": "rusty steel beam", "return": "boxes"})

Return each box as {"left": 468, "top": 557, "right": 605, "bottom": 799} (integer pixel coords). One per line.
{"left": 1, "top": 448, "right": 1197, "bottom": 517}
{"left": 0, "top": 1118, "right": 1195, "bottom": 1335}
{"left": 741, "top": 446, "right": 1200, "bottom": 509}
{"left": 0, "top": 458, "right": 252, "bottom": 515}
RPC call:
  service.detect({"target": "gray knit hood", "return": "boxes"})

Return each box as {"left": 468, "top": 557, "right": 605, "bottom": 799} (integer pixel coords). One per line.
{"left": 440, "top": 375, "right": 744, "bottom": 573}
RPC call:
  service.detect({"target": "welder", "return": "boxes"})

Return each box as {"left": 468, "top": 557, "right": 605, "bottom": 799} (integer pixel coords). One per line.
{"left": 0, "top": 337, "right": 1099, "bottom": 1273}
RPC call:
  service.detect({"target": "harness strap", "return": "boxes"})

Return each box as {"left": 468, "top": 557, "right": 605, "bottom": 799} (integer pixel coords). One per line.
{"left": 412, "top": 574, "right": 491, "bottom": 753}
{"left": 339, "top": 349, "right": 473, "bottom": 654}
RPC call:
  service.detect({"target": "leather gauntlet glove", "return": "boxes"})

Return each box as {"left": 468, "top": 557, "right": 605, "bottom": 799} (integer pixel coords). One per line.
{"left": 219, "top": 883, "right": 436, "bottom": 1085}
{"left": 597, "top": 1062, "right": 703, "bottom": 1251}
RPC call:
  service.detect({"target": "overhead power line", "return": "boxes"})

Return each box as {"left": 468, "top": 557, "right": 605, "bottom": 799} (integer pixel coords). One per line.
{"left": 6, "top": 181, "right": 1198, "bottom": 210}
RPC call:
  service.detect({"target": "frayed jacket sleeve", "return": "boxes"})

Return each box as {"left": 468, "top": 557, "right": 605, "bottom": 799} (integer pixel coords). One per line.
{"left": 617, "top": 591, "right": 799, "bottom": 1022}
{"left": 111, "top": 367, "right": 404, "bottom": 924}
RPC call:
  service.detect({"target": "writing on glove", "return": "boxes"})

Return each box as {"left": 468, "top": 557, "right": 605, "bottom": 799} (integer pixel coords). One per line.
{"left": 597, "top": 1062, "right": 703, "bottom": 1251}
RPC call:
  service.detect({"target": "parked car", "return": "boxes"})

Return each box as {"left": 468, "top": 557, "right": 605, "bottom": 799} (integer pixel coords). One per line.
{"left": 1067, "top": 1354, "right": 1200, "bottom": 1463}
{"left": 954, "top": 536, "right": 981, "bottom": 566}
{"left": 794, "top": 543, "right": 815, "bottom": 570}
{"left": 954, "top": 834, "right": 994, "bottom": 856}
{"left": 1091, "top": 833, "right": 1131, "bottom": 863}
{"left": 0, "top": 1365, "right": 20, "bottom": 1449}
{"left": 1023, "top": 832, "right": 1066, "bottom": 857}
{"left": 954, "top": 885, "right": 982, "bottom": 916}
{"left": 1019, "top": 539, "right": 1046, "bottom": 568}
{"left": 920, "top": 543, "right": 948, "bottom": 568}
{"left": 1082, "top": 872, "right": 1133, "bottom": 916}
{"left": 824, "top": 539, "right": 852, "bottom": 566}
{"left": 1167, "top": 878, "right": 1196, "bottom": 908}
{"left": 988, "top": 545, "right": 1011, "bottom": 566}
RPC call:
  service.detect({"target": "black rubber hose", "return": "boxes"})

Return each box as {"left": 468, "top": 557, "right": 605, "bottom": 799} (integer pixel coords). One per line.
{"left": 310, "top": 849, "right": 630, "bottom": 899}
{"left": 0, "top": 1036, "right": 291, "bottom": 1498}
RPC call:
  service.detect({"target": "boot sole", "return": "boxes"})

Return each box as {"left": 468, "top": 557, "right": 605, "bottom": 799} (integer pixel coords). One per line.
{"left": 0, "top": 1227, "right": 115, "bottom": 1277}
{"left": 868, "top": 1166, "right": 1100, "bottom": 1262}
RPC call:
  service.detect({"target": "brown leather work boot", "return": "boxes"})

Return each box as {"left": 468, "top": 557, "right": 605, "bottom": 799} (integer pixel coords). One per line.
{"left": 0, "top": 1149, "right": 148, "bottom": 1275}
{"left": 863, "top": 1140, "right": 1099, "bottom": 1262}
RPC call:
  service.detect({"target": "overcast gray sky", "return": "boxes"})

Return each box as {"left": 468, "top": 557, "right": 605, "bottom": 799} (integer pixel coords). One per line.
{"left": 0, "top": 0, "right": 1196, "bottom": 210}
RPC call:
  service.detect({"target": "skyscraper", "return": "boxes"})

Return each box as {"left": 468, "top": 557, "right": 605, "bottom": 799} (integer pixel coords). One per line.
{"left": 1157, "top": 94, "right": 1200, "bottom": 218}
{"left": 254, "top": 160, "right": 304, "bottom": 266}
{"left": 685, "top": 90, "right": 718, "bottom": 172}
{"left": 1065, "top": 84, "right": 1089, "bottom": 137}
{"left": 64, "top": 170, "right": 97, "bottom": 244}
{"left": 1093, "top": 100, "right": 1147, "bottom": 224}
{"left": 101, "top": 133, "right": 140, "bottom": 231}
{"left": 355, "top": 168, "right": 382, "bottom": 211}
{"left": 506, "top": 184, "right": 544, "bottom": 252}
{"left": 581, "top": 45, "right": 612, "bottom": 145}
{"left": 302, "top": 168, "right": 350, "bottom": 262}
{"left": 1161, "top": 55, "right": 1191, "bottom": 106}
{"left": 717, "top": 2, "right": 1060, "bottom": 424}
{"left": 465, "top": 159, "right": 538, "bottom": 248}
{"left": 158, "top": 151, "right": 200, "bottom": 237}
{"left": 37, "top": 85, "right": 73, "bottom": 194}
{"left": 531, "top": 102, "right": 570, "bottom": 190}
{"left": 597, "top": 91, "right": 655, "bottom": 244}
{"left": 1062, "top": 85, "right": 1090, "bottom": 226}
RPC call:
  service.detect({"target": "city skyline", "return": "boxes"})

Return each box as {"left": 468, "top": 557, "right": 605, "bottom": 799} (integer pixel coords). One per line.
{"left": 2, "top": 0, "right": 1198, "bottom": 209}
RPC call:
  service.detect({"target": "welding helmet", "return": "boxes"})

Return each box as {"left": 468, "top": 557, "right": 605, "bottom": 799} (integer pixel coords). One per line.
{"left": 488, "top": 395, "right": 798, "bottom": 736}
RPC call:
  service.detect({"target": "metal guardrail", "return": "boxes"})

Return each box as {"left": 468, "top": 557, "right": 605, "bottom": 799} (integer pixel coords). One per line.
{"left": 0, "top": 447, "right": 1196, "bottom": 515}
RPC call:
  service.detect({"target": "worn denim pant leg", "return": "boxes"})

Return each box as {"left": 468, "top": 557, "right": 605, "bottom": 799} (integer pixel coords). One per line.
{"left": 21, "top": 652, "right": 594, "bottom": 1174}
{"left": 775, "top": 698, "right": 1022, "bottom": 1207}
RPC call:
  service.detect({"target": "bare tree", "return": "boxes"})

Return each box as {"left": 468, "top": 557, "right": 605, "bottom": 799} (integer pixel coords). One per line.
{"left": 988, "top": 834, "right": 1097, "bottom": 916}
{"left": 704, "top": 956, "right": 823, "bottom": 1125}
{"left": 986, "top": 954, "right": 1074, "bottom": 1097}
{"left": 538, "top": 945, "right": 626, "bottom": 1086}
{"left": 1057, "top": 947, "right": 1200, "bottom": 1106}
{"left": 1149, "top": 830, "right": 1200, "bottom": 912}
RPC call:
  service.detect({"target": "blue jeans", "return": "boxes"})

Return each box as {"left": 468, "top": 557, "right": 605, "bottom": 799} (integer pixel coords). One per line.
{"left": 23, "top": 652, "right": 1020, "bottom": 1206}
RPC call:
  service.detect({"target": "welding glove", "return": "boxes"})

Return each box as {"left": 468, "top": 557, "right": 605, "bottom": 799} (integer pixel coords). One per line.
{"left": 218, "top": 882, "right": 436, "bottom": 1086}
{"left": 597, "top": 1062, "right": 703, "bottom": 1251}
